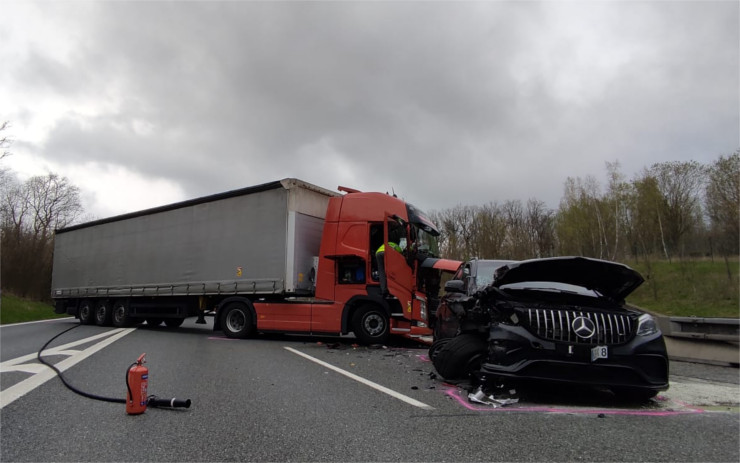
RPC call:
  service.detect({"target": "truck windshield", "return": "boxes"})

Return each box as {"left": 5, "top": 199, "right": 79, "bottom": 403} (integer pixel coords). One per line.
{"left": 414, "top": 226, "right": 440, "bottom": 257}
{"left": 406, "top": 203, "right": 441, "bottom": 257}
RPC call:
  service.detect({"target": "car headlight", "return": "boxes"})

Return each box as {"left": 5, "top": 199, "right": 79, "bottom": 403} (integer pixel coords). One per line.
{"left": 636, "top": 313, "right": 660, "bottom": 336}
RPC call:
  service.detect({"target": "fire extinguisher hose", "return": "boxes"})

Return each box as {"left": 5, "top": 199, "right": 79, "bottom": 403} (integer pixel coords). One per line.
{"left": 38, "top": 323, "right": 192, "bottom": 410}
{"left": 37, "top": 324, "right": 126, "bottom": 404}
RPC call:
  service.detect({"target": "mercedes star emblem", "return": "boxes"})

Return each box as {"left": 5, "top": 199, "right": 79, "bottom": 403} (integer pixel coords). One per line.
{"left": 572, "top": 316, "right": 597, "bottom": 339}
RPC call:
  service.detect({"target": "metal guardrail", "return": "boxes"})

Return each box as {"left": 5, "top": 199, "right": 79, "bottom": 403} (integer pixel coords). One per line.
{"left": 664, "top": 317, "right": 739, "bottom": 342}
{"left": 653, "top": 315, "right": 739, "bottom": 366}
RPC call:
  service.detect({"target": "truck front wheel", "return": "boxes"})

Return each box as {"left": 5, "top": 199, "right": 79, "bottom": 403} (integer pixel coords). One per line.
{"left": 221, "top": 303, "right": 255, "bottom": 339}
{"left": 351, "top": 305, "right": 389, "bottom": 345}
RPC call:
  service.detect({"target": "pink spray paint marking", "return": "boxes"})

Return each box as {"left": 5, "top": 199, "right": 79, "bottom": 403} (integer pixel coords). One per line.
{"left": 443, "top": 386, "right": 705, "bottom": 416}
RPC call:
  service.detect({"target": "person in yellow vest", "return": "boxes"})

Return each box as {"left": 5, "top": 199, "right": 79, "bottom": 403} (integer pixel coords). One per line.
{"left": 376, "top": 228, "right": 404, "bottom": 297}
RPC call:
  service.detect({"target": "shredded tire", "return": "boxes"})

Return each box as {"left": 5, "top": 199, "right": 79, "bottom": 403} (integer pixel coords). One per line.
{"left": 432, "top": 334, "right": 488, "bottom": 380}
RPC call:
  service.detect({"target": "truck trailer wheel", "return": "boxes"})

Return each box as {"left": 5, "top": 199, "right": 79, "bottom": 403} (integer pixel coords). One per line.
{"left": 78, "top": 301, "right": 95, "bottom": 325}
{"left": 432, "top": 334, "right": 487, "bottom": 380}
{"left": 112, "top": 300, "right": 134, "bottom": 327}
{"left": 221, "top": 303, "right": 255, "bottom": 339}
{"left": 351, "top": 305, "right": 389, "bottom": 345}
{"left": 94, "top": 301, "right": 113, "bottom": 326}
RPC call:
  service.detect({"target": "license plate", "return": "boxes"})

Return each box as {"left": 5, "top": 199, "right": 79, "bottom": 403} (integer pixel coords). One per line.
{"left": 591, "top": 345, "right": 608, "bottom": 361}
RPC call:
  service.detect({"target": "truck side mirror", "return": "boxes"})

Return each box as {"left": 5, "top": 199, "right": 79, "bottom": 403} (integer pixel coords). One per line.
{"left": 444, "top": 280, "right": 466, "bottom": 294}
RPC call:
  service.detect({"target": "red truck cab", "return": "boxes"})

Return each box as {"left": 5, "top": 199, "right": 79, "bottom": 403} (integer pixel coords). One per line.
{"left": 216, "top": 188, "right": 460, "bottom": 343}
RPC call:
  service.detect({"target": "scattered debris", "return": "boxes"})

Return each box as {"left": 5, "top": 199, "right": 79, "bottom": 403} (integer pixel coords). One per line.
{"left": 368, "top": 344, "right": 387, "bottom": 350}
{"left": 467, "top": 385, "right": 519, "bottom": 407}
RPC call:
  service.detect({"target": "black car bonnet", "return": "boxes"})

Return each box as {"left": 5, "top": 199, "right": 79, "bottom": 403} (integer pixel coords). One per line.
{"left": 492, "top": 256, "right": 644, "bottom": 301}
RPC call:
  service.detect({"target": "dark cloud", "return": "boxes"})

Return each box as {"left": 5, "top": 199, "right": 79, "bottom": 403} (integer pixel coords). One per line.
{"left": 5, "top": 1, "right": 738, "bottom": 216}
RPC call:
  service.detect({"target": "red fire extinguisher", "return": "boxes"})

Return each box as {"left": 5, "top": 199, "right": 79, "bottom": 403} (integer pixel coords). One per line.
{"left": 126, "top": 353, "right": 148, "bottom": 415}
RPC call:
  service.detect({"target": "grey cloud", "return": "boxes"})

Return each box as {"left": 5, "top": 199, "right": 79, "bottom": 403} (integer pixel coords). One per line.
{"left": 12, "top": 1, "right": 739, "bottom": 215}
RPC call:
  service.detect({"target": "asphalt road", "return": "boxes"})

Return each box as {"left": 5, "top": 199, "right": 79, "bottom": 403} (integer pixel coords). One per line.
{"left": 1, "top": 317, "right": 738, "bottom": 462}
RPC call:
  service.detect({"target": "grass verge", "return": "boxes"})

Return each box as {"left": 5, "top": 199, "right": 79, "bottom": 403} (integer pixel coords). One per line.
{"left": 628, "top": 258, "right": 739, "bottom": 318}
{"left": 1, "top": 294, "right": 68, "bottom": 325}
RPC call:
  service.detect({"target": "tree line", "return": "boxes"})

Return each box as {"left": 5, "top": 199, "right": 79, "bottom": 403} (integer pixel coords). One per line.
{"left": 1, "top": 170, "right": 83, "bottom": 300}
{"left": 0, "top": 115, "right": 737, "bottom": 302}
{"left": 429, "top": 153, "right": 739, "bottom": 274}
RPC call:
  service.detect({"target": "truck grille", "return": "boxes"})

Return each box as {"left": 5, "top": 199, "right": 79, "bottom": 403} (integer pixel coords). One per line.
{"left": 522, "top": 308, "right": 635, "bottom": 345}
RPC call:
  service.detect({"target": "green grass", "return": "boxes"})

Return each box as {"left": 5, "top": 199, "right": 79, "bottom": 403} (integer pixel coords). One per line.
{"left": 627, "top": 258, "right": 739, "bottom": 318}
{"left": 0, "top": 294, "right": 69, "bottom": 325}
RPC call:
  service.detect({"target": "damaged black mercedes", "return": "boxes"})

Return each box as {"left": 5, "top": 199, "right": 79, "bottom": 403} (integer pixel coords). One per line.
{"left": 429, "top": 257, "right": 669, "bottom": 401}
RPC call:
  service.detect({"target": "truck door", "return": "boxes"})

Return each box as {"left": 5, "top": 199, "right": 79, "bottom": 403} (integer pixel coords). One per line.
{"left": 383, "top": 216, "right": 414, "bottom": 304}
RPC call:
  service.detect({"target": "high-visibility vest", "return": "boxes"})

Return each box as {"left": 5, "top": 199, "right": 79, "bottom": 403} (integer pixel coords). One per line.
{"left": 376, "top": 242, "right": 403, "bottom": 255}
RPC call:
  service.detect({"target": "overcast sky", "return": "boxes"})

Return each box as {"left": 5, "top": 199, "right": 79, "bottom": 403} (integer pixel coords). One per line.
{"left": 2, "top": 1, "right": 738, "bottom": 220}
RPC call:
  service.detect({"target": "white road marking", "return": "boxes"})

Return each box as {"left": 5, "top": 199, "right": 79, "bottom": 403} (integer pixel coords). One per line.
{"left": 284, "top": 346, "right": 435, "bottom": 410}
{"left": 0, "top": 328, "right": 136, "bottom": 409}
{"left": 1, "top": 328, "right": 130, "bottom": 368}
{"left": 0, "top": 317, "right": 75, "bottom": 327}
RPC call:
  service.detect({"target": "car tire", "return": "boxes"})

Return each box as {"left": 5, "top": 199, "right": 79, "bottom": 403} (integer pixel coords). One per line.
{"left": 432, "top": 334, "right": 488, "bottom": 380}
{"left": 428, "top": 338, "right": 450, "bottom": 362}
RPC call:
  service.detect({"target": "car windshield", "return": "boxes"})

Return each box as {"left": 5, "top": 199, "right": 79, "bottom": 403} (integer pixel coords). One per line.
{"left": 475, "top": 261, "right": 500, "bottom": 288}
{"left": 473, "top": 260, "right": 515, "bottom": 289}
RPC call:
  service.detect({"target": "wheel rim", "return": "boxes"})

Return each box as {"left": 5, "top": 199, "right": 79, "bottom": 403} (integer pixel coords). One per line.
{"left": 114, "top": 305, "right": 125, "bottom": 324}
{"left": 226, "top": 310, "right": 245, "bottom": 332}
{"left": 363, "top": 312, "right": 386, "bottom": 337}
{"left": 80, "top": 304, "right": 91, "bottom": 320}
{"left": 96, "top": 305, "right": 106, "bottom": 322}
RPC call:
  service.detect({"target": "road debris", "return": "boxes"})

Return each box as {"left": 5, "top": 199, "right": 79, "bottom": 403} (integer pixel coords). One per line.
{"left": 467, "top": 385, "right": 519, "bottom": 407}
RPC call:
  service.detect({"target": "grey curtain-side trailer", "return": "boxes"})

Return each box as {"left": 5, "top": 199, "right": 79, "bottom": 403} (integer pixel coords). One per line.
{"left": 51, "top": 178, "right": 338, "bottom": 327}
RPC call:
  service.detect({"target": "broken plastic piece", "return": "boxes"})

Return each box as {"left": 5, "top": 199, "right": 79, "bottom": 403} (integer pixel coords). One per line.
{"left": 467, "top": 386, "right": 519, "bottom": 407}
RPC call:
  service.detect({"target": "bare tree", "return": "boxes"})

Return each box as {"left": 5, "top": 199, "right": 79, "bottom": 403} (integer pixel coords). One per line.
{"left": 648, "top": 161, "right": 706, "bottom": 261}
{"left": 0, "top": 121, "right": 11, "bottom": 161}
{"left": 1, "top": 172, "right": 83, "bottom": 300}
{"left": 705, "top": 150, "right": 740, "bottom": 278}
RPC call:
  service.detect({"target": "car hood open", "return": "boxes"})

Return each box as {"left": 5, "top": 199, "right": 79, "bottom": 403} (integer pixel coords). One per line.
{"left": 492, "top": 256, "right": 644, "bottom": 301}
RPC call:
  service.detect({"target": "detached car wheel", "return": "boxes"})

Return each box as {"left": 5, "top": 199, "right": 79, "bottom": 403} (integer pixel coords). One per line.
{"left": 428, "top": 338, "right": 450, "bottom": 362}
{"left": 432, "top": 334, "right": 488, "bottom": 380}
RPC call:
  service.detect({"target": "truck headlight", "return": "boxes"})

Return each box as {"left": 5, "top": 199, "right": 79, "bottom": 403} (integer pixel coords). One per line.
{"left": 416, "top": 296, "right": 427, "bottom": 321}
{"left": 636, "top": 313, "right": 660, "bottom": 336}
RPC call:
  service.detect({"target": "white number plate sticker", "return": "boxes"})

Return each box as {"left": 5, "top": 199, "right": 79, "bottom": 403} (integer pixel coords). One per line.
{"left": 591, "top": 345, "right": 608, "bottom": 361}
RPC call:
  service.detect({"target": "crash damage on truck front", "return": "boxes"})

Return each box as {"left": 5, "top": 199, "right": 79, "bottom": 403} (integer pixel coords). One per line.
{"left": 430, "top": 257, "right": 669, "bottom": 402}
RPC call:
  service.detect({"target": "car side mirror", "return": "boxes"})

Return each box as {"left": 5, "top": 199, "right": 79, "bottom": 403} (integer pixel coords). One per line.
{"left": 444, "top": 280, "right": 466, "bottom": 294}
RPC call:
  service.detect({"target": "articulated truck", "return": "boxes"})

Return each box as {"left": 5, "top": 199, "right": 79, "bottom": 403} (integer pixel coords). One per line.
{"left": 51, "top": 178, "right": 460, "bottom": 343}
